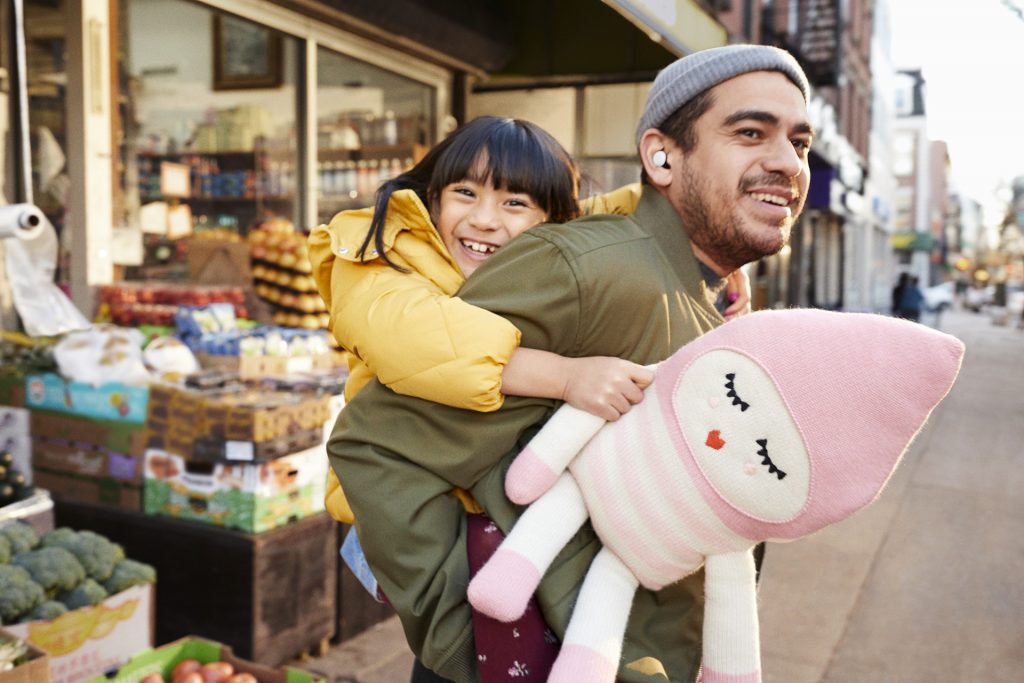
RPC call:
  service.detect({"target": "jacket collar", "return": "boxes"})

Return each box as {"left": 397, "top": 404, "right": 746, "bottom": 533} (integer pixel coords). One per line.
{"left": 632, "top": 187, "right": 722, "bottom": 300}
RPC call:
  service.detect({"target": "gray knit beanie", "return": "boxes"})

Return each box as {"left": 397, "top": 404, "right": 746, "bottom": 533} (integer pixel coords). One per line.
{"left": 635, "top": 44, "right": 809, "bottom": 145}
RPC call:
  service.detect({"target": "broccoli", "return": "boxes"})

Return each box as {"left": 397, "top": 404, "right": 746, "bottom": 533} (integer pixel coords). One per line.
{"left": 58, "top": 578, "right": 108, "bottom": 610}
{"left": 0, "top": 535, "right": 9, "bottom": 564}
{"left": 40, "top": 529, "right": 124, "bottom": 582}
{"left": 0, "top": 564, "right": 44, "bottom": 623}
{"left": 103, "top": 558, "right": 156, "bottom": 594}
{"left": 11, "top": 547, "right": 86, "bottom": 598}
{"left": 24, "top": 600, "right": 68, "bottom": 622}
{"left": 0, "top": 523, "right": 38, "bottom": 555}
{"left": 39, "top": 527, "right": 77, "bottom": 548}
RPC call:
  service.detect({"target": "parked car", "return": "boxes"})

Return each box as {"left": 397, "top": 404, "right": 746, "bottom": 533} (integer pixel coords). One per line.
{"left": 923, "top": 281, "right": 955, "bottom": 311}
{"left": 964, "top": 285, "right": 995, "bottom": 313}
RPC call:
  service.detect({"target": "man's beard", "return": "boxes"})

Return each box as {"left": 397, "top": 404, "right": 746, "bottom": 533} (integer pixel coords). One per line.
{"left": 676, "top": 162, "right": 793, "bottom": 273}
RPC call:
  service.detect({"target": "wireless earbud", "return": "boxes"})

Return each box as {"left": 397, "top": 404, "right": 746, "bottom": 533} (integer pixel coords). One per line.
{"left": 651, "top": 150, "right": 671, "bottom": 169}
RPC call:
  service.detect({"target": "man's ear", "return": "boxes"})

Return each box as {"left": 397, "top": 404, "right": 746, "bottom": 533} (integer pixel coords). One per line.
{"left": 638, "top": 129, "right": 677, "bottom": 188}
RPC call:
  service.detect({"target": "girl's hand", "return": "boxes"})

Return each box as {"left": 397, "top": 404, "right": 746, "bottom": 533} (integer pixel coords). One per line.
{"left": 723, "top": 268, "right": 752, "bottom": 320}
{"left": 562, "top": 357, "right": 655, "bottom": 421}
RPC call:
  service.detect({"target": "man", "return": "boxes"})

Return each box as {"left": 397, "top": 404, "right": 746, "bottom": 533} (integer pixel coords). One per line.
{"left": 328, "top": 44, "right": 813, "bottom": 682}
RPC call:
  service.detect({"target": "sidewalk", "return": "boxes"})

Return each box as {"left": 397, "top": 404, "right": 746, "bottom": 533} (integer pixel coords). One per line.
{"left": 297, "top": 309, "right": 1023, "bottom": 682}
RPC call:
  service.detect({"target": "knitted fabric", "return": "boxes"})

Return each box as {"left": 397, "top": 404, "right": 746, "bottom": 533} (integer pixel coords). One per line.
{"left": 469, "top": 309, "right": 965, "bottom": 683}
{"left": 635, "top": 44, "right": 810, "bottom": 144}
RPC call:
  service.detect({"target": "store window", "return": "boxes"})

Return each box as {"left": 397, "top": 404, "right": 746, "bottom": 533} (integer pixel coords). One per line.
{"left": 118, "top": 0, "right": 301, "bottom": 280}
{"left": 315, "top": 46, "right": 434, "bottom": 225}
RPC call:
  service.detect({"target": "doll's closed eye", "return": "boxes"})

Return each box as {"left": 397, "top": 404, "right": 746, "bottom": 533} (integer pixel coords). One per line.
{"left": 756, "top": 438, "right": 786, "bottom": 480}
{"left": 724, "top": 373, "right": 750, "bottom": 411}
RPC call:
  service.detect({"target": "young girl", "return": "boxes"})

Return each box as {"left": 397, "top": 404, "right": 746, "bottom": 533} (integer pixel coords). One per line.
{"left": 308, "top": 116, "right": 749, "bottom": 682}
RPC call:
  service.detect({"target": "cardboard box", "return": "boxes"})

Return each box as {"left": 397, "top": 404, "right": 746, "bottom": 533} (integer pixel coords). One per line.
{"left": 5, "top": 584, "right": 153, "bottom": 683}
{"left": 30, "top": 410, "right": 143, "bottom": 456}
{"left": 85, "top": 636, "right": 325, "bottom": 683}
{"left": 143, "top": 446, "right": 326, "bottom": 533}
{"left": 24, "top": 375, "right": 148, "bottom": 424}
{"left": 187, "top": 240, "right": 252, "bottom": 287}
{"left": 0, "top": 628, "right": 50, "bottom": 683}
{"left": 32, "top": 438, "right": 143, "bottom": 511}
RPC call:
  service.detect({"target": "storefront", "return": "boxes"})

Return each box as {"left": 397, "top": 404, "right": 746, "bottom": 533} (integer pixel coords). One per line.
{"left": 7, "top": 0, "right": 457, "bottom": 318}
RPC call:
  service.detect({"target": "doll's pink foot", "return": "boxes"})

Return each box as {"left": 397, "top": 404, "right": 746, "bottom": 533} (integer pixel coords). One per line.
{"left": 505, "top": 447, "right": 559, "bottom": 504}
{"left": 548, "top": 644, "right": 617, "bottom": 683}
{"left": 467, "top": 549, "right": 540, "bottom": 622}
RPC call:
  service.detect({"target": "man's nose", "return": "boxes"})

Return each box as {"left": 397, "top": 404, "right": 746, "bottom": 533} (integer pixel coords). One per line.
{"left": 763, "top": 136, "right": 804, "bottom": 180}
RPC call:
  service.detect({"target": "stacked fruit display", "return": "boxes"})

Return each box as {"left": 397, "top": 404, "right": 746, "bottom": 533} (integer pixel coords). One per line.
{"left": 99, "top": 284, "right": 249, "bottom": 327}
{"left": 0, "top": 522, "right": 156, "bottom": 624}
{"left": 248, "top": 221, "right": 328, "bottom": 330}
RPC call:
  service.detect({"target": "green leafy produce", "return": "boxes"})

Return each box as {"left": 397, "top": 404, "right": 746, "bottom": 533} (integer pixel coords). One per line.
{"left": 41, "top": 529, "right": 124, "bottom": 582}
{"left": 0, "top": 535, "right": 10, "bottom": 564}
{"left": 0, "top": 635, "right": 31, "bottom": 672}
{"left": 0, "top": 523, "right": 38, "bottom": 555}
{"left": 25, "top": 600, "right": 68, "bottom": 622}
{"left": 11, "top": 547, "right": 86, "bottom": 598}
{"left": 103, "top": 558, "right": 156, "bottom": 594}
{"left": 58, "top": 578, "right": 108, "bottom": 610}
{"left": 0, "top": 564, "right": 44, "bottom": 623}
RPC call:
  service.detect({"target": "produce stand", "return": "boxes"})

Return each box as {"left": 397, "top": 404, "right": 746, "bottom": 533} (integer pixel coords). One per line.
{"left": 54, "top": 500, "right": 336, "bottom": 666}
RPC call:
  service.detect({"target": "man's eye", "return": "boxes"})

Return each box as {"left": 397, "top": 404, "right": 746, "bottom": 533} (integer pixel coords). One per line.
{"left": 739, "top": 129, "right": 762, "bottom": 140}
{"left": 792, "top": 139, "right": 811, "bottom": 153}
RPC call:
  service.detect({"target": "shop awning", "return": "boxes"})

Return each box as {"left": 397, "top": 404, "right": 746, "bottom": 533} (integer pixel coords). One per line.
{"left": 288, "top": 0, "right": 727, "bottom": 79}
{"left": 603, "top": 0, "right": 728, "bottom": 56}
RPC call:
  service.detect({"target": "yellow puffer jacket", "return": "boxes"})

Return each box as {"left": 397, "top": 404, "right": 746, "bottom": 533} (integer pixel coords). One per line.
{"left": 309, "top": 183, "right": 641, "bottom": 523}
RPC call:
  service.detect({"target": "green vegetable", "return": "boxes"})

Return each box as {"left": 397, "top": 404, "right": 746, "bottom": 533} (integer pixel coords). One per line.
{"left": 41, "top": 529, "right": 124, "bottom": 582}
{"left": 103, "top": 558, "right": 156, "bottom": 594}
{"left": 0, "top": 564, "right": 44, "bottom": 623}
{"left": 58, "top": 578, "right": 108, "bottom": 610}
{"left": 0, "top": 523, "right": 38, "bottom": 555}
{"left": 11, "top": 547, "right": 86, "bottom": 598}
{"left": 25, "top": 600, "right": 68, "bottom": 622}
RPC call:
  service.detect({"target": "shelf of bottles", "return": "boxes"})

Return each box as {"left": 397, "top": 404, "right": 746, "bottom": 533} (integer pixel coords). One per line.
{"left": 137, "top": 149, "right": 297, "bottom": 205}
{"left": 315, "top": 143, "right": 426, "bottom": 224}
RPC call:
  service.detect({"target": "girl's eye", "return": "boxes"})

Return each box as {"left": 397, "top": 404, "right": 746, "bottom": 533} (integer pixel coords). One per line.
{"left": 724, "top": 373, "right": 750, "bottom": 411}
{"left": 506, "top": 198, "right": 531, "bottom": 208}
{"left": 452, "top": 187, "right": 475, "bottom": 198}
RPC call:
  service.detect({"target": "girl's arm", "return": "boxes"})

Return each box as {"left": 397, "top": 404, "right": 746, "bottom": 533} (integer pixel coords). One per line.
{"left": 723, "top": 267, "right": 753, "bottom": 320}
{"left": 503, "top": 348, "right": 653, "bottom": 421}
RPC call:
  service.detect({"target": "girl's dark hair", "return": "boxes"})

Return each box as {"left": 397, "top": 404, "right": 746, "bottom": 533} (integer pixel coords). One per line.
{"left": 358, "top": 116, "right": 580, "bottom": 269}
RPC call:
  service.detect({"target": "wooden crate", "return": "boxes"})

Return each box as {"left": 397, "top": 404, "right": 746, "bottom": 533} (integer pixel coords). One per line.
{"left": 54, "top": 500, "right": 336, "bottom": 665}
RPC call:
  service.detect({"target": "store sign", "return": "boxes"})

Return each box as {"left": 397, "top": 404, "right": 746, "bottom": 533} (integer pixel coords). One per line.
{"left": 796, "top": 0, "right": 841, "bottom": 86}
{"left": 891, "top": 232, "right": 935, "bottom": 251}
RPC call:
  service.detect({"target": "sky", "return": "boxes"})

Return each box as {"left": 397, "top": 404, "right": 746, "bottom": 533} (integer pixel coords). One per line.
{"left": 888, "top": 0, "right": 1024, "bottom": 224}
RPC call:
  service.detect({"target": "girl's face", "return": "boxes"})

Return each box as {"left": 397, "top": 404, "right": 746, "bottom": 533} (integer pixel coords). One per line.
{"left": 435, "top": 179, "right": 548, "bottom": 277}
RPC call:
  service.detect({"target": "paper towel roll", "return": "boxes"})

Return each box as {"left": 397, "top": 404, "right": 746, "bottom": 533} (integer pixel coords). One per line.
{"left": 0, "top": 203, "right": 46, "bottom": 241}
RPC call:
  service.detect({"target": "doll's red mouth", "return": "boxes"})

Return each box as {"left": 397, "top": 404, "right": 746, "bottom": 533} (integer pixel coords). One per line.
{"left": 705, "top": 429, "right": 726, "bottom": 450}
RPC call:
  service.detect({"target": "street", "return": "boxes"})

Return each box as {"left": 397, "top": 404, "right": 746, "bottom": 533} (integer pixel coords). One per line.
{"left": 301, "top": 308, "right": 1023, "bottom": 683}
{"left": 759, "top": 308, "right": 1024, "bottom": 682}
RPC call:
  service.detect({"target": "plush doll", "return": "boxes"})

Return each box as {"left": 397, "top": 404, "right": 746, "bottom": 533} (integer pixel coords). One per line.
{"left": 468, "top": 309, "right": 964, "bottom": 683}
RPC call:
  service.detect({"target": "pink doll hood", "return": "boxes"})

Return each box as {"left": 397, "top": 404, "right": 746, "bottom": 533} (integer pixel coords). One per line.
{"left": 654, "top": 309, "right": 965, "bottom": 541}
